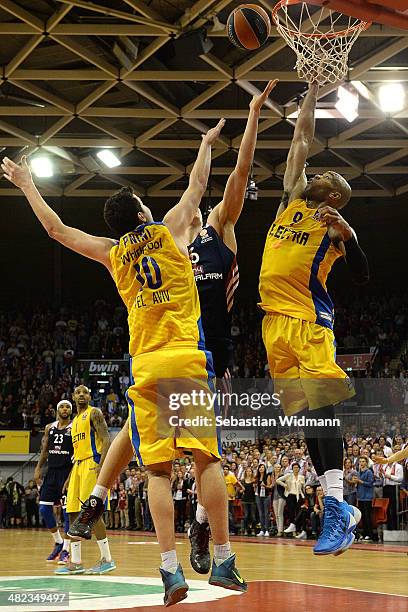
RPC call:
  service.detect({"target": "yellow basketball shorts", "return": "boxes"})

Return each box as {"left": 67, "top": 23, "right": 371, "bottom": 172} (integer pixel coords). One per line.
{"left": 66, "top": 456, "right": 110, "bottom": 513}
{"left": 126, "top": 346, "right": 222, "bottom": 466}
{"left": 262, "top": 312, "right": 355, "bottom": 416}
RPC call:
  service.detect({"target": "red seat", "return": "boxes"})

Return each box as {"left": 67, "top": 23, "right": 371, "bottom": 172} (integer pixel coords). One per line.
{"left": 371, "top": 497, "right": 389, "bottom": 527}
{"left": 232, "top": 499, "right": 244, "bottom": 521}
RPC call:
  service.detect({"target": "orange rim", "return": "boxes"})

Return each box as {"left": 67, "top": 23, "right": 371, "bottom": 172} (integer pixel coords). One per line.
{"left": 271, "top": 0, "right": 371, "bottom": 39}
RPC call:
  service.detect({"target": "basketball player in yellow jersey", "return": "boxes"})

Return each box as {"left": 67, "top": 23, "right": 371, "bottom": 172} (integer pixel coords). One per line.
{"left": 2, "top": 118, "right": 247, "bottom": 606}
{"left": 259, "top": 82, "right": 369, "bottom": 557}
{"left": 56, "top": 385, "right": 115, "bottom": 576}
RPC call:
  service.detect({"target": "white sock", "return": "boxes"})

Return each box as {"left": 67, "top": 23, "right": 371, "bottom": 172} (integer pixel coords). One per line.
{"left": 318, "top": 475, "right": 328, "bottom": 496}
{"left": 63, "top": 539, "right": 70, "bottom": 552}
{"left": 91, "top": 485, "right": 108, "bottom": 502}
{"left": 196, "top": 503, "right": 208, "bottom": 524}
{"left": 214, "top": 542, "right": 232, "bottom": 566}
{"left": 71, "top": 541, "right": 81, "bottom": 564}
{"left": 160, "top": 549, "right": 178, "bottom": 574}
{"left": 97, "top": 538, "right": 112, "bottom": 562}
{"left": 325, "top": 469, "right": 343, "bottom": 502}
{"left": 52, "top": 530, "right": 63, "bottom": 544}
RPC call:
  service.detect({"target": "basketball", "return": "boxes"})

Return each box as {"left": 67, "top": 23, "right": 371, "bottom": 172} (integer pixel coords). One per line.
{"left": 227, "top": 4, "right": 271, "bottom": 50}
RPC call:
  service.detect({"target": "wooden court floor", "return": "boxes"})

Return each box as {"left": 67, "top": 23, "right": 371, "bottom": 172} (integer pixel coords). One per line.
{"left": 0, "top": 529, "right": 407, "bottom": 611}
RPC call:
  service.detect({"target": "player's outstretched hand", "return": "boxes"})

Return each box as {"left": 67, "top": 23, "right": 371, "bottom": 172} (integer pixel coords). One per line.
{"left": 372, "top": 455, "right": 388, "bottom": 465}
{"left": 319, "top": 205, "right": 353, "bottom": 242}
{"left": 202, "top": 118, "right": 225, "bottom": 145}
{"left": 250, "top": 79, "right": 279, "bottom": 114}
{"left": 1, "top": 155, "right": 32, "bottom": 190}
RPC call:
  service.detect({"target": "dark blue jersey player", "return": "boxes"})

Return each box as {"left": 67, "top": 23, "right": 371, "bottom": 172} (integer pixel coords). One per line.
{"left": 185, "top": 81, "right": 278, "bottom": 575}
{"left": 189, "top": 225, "right": 238, "bottom": 378}
{"left": 34, "top": 400, "right": 73, "bottom": 564}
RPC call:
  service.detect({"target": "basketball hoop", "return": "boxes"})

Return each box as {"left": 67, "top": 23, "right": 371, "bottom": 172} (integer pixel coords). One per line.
{"left": 272, "top": 0, "right": 371, "bottom": 85}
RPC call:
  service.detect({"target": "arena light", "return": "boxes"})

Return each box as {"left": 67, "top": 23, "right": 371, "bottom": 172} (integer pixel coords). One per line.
{"left": 378, "top": 83, "right": 405, "bottom": 113}
{"left": 335, "top": 85, "right": 359, "bottom": 123}
{"left": 30, "top": 156, "right": 54, "bottom": 178}
{"left": 96, "top": 149, "right": 121, "bottom": 168}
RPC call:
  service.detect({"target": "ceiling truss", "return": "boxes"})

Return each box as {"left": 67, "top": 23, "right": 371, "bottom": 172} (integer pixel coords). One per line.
{"left": 0, "top": 0, "right": 408, "bottom": 199}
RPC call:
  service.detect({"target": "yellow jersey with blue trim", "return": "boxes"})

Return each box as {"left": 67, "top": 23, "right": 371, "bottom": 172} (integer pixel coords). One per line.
{"left": 109, "top": 222, "right": 204, "bottom": 357}
{"left": 259, "top": 199, "right": 342, "bottom": 329}
{"left": 71, "top": 406, "right": 103, "bottom": 462}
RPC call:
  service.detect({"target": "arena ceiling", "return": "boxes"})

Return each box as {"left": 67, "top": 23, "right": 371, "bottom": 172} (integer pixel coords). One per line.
{"left": 1, "top": 0, "right": 408, "bottom": 200}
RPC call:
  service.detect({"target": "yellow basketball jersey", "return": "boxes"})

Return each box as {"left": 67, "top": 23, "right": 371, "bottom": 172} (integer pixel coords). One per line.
{"left": 110, "top": 222, "right": 203, "bottom": 357}
{"left": 259, "top": 199, "right": 342, "bottom": 329}
{"left": 71, "top": 406, "right": 103, "bottom": 462}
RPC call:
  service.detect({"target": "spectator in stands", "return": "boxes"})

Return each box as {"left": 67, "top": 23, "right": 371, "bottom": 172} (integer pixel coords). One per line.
{"left": 277, "top": 463, "right": 305, "bottom": 536}
{"left": 310, "top": 486, "right": 325, "bottom": 537}
{"left": 271, "top": 464, "right": 286, "bottom": 537}
{"left": 24, "top": 482, "right": 39, "bottom": 528}
{"left": 355, "top": 457, "right": 374, "bottom": 541}
{"left": 241, "top": 467, "right": 256, "bottom": 536}
{"left": 382, "top": 459, "right": 404, "bottom": 530}
{"left": 223, "top": 464, "right": 244, "bottom": 536}
{"left": 351, "top": 444, "right": 360, "bottom": 469}
{"left": 107, "top": 481, "right": 119, "bottom": 529}
{"left": 5, "top": 476, "right": 25, "bottom": 527}
{"left": 118, "top": 483, "right": 128, "bottom": 529}
{"left": 280, "top": 456, "right": 291, "bottom": 474}
{"left": 172, "top": 470, "right": 188, "bottom": 533}
{"left": 185, "top": 467, "right": 197, "bottom": 525}
{"left": 255, "top": 464, "right": 272, "bottom": 537}
{"left": 343, "top": 457, "right": 359, "bottom": 506}
{"left": 141, "top": 472, "right": 153, "bottom": 532}
{"left": 293, "top": 484, "right": 317, "bottom": 540}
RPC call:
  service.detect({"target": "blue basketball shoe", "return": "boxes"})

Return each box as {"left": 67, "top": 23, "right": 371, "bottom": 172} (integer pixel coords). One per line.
{"left": 85, "top": 558, "right": 116, "bottom": 575}
{"left": 333, "top": 502, "right": 361, "bottom": 556}
{"left": 313, "top": 496, "right": 356, "bottom": 556}
{"left": 46, "top": 542, "right": 63, "bottom": 561}
{"left": 159, "top": 564, "right": 189, "bottom": 607}
{"left": 208, "top": 554, "right": 247, "bottom": 592}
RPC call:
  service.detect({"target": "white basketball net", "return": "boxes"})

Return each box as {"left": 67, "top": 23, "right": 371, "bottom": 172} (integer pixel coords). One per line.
{"left": 272, "top": 2, "right": 371, "bottom": 85}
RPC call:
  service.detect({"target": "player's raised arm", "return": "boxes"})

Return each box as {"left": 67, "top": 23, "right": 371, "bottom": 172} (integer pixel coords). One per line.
{"left": 90, "top": 408, "right": 110, "bottom": 473}
{"left": 277, "top": 82, "right": 319, "bottom": 219}
{"left": 208, "top": 80, "right": 278, "bottom": 232}
{"left": 373, "top": 447, "right": 408, "bottom": 465}
{"left": 164, "top": 119, "right": 225, "bottom": 241}
{"left": 1, "top": 156, "right": 115, "bottom": 270}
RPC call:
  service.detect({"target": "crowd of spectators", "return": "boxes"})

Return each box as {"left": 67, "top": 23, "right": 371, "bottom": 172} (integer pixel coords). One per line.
{"left": 231, "top": 292, "right": 408, "bottom": 378}
{"left": 1, "top": 293, "right": 407, "bottom": 430}
{"left": 1, "top": 430, "right": 406, "bottom": 540}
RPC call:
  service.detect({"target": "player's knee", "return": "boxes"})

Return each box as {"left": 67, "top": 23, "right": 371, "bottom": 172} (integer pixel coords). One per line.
{"left": 39, "top": 504, "right": 56, "bottom": 529}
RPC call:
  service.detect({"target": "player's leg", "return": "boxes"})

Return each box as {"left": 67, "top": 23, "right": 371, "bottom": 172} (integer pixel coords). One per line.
{"left": 193, "top": 449, "right": 247, "bottom": 592}
{"left": 298, "top": 322, "right": 360, "bottom": 555}
{"left": 188, "top": 367, "right": 234, "bottom": 573}
{"left": 57, "top": 505, "right": 71, "bottom": 564}
{"left": 146, "top": 460, "right": 189, "bottom": 607}
{"left": 93, "top": 420, "right": 133, "bottom": 491}
{"left": 55, "top": 462, "right": 85, "bottom": 575}
{"left": 67, "top": 421, "right": 133, "bottom": 539}
{"left": 78, "top": 459, "right": 115, "bottom": 575}
{"left": 39, "top": 472, "right": 64, "bottom": 561}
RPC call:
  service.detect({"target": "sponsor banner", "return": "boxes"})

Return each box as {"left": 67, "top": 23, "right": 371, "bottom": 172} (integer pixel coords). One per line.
{"left": 221, "top": 429, "right": 256, "bottom": 448}
{"left": 0, "top": 430, "right": 30, "bottom": 454}
{"left": 78, "top": 359, "right": 128, "bottom": 377}
{"left": 336, "top": 353, "right": 373, "bottom": 371}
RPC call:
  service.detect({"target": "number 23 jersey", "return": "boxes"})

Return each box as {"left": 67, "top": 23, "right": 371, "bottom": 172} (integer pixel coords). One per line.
{"left": 110, "top": 222, "right": 203, "bottom": 357}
